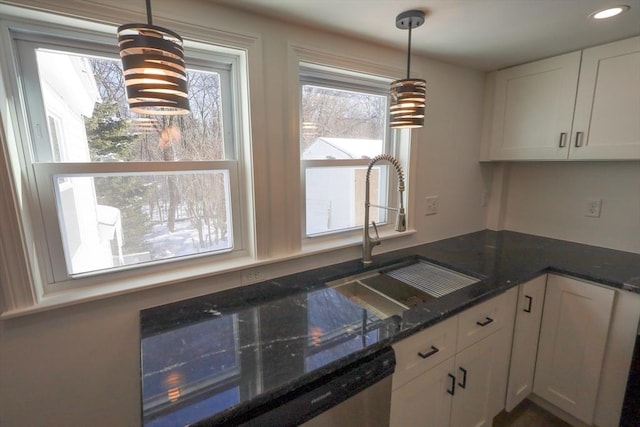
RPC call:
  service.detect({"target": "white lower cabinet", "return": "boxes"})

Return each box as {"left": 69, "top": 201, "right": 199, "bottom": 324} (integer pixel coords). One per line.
{"left": 450, "top": 331, "right": 503, "bottom": 427}
{"left": 533, "top": 274, "right": 615, "bottom": 424}
{"left": 391, "top": 272, "right": 637, "bottom": 427}
{"left": 390, "top": 357, "right": 454, "bottom": 427}
{"left": 504, "top": 274, "right": 640, "bottom": 426}
{"left": 505, "top": 275, "right": 547, "bottom": 411}
{"left": 390, "top": 289, "right": 517, "bottom": 427}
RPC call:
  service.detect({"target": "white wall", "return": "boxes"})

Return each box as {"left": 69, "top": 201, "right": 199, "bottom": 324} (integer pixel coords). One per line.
{"left": 500, "top": 161, "right": 640, "bottom": 254}
{"left": 0, "top": 1, "right": 488, "bottom": 425}
{"left": 415, "top": 58, "right": 488, "bottom": 242}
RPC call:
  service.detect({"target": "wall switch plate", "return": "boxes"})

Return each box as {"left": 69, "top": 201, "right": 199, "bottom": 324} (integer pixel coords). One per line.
{"left": 585, "top": 199, "right": 602, "bottom": 218}
{"left": 425, "top": 196, "right": 439, "bottom": 215}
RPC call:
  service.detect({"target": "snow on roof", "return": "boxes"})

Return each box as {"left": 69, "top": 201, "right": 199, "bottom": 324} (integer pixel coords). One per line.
{"left": 303, "top": 137, "right": 383, "bottom": 160}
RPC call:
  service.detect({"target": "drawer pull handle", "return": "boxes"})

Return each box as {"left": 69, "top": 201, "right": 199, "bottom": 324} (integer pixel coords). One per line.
{"left": 575, "top": 131, "right": 584, "bottom": 147}
{"left": 476, "top": 317, "right": 494, "bottom": 327}
{"left": 447, "top": 373, "right": 456, "bottom": 395}
{"left": 558, "top": 132, "right": 567, "bottom": 148}
{"left": 458, "top": 367, "right": 468, "bottom": 389}
{"left": 524, "top": 295, "right": 533, "bottom": 313}
{"left": 418, "top": 346, "right": 440, "bottom": 359}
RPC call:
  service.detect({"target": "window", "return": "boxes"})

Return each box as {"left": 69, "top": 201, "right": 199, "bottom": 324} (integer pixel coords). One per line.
{"left": 300, "top": 64, "right": 396, "bottom": 237}
{"left": 6, "top": 26, "right": 247, "bottom": 287}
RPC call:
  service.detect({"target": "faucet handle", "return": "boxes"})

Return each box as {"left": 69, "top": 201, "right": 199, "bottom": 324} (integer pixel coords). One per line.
{"left": 371, "top": 221, "right": 381, "bottom": 245}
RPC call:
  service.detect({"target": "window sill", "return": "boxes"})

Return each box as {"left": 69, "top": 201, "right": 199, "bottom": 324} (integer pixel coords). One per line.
{"left": 1, "top": 228, "right": 417, "bottom": 319}
{"left": 301, "top": 228, "right": 417, "bottom": 256}
{"left": 1, "top": 253, "right": 259, "bottom": 319}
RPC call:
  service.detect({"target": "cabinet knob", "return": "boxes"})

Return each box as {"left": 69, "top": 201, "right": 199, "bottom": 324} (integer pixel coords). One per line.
{"left": 575, "top": 131, "right": 584, "bottom": 147}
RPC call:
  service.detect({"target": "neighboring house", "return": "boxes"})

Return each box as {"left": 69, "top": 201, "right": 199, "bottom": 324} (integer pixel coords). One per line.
{"left": 303, "top": 138, "right": 383, "bottom": 235}
{"left": 38, "top": 50, "right": 122, "bottom": 273}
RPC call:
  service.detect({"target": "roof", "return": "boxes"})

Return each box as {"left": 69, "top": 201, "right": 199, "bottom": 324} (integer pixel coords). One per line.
{"left": 303, "top": 137, "right": 383, "bottom": 160}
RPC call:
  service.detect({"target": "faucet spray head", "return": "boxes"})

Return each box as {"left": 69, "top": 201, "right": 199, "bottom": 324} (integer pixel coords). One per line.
{"left": 395, "top": 208, "right": 406, "bottom": 232}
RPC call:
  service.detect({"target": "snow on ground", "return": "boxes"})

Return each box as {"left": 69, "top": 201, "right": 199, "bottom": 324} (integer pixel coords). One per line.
{"left": 142, "top": 219, "right": 230, "bottom": 260}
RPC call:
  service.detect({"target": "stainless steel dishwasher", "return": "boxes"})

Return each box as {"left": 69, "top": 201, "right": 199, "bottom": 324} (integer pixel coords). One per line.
{"left": 239, "top": 347, "right": 396, "bottom": 427}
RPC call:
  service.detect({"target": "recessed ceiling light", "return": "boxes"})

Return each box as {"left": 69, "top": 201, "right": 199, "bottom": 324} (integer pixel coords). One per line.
{"left": 591, "top": 5, "right": 630, "bottom": 19}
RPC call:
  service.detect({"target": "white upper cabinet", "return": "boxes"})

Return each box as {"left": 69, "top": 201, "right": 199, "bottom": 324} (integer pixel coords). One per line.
{"left": 490, "top": 52, "right": 581, "bottom": 160}
{"left": 570, "top": 37, "right": 640, "bottom": 159}
{"left": 487, "top": 36, "right": 640, "bottom": 161}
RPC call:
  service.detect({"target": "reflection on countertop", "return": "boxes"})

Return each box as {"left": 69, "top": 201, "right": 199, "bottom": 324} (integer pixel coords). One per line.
{"left": 140, "top": 230, "right": 640, "bottom": 426}
{"left": 141, "top": 286, "right": 399, "bottom": 426}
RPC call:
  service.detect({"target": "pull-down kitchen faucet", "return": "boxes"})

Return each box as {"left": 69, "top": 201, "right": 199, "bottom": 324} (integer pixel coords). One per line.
{"left": 362, "top": 154, "right": 406, "bottom": 264}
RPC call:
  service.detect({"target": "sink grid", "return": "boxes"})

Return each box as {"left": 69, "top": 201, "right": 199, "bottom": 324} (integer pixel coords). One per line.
{"left": 384, "top": 261, "right": 478, "bottom": 298}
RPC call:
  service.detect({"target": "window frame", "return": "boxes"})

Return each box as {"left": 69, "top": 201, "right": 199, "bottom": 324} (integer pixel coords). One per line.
{"left": 299, "top": 63, "right": 399, "bottom": 240}
{"left": 2, "top": 19, "right": 251, "bottom": 294}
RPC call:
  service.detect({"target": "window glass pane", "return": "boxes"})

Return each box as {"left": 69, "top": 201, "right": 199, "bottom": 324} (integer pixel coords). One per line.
{"left": 55, "top": 171, "right": 233, "bottom": 275}
{"left": 35, "top": 49, "right": 228, "bottom": 162}
{"left": 301, "top": 84, "right": 386, "bottom": 160}
{"left": 305, "top": 166, "right": 387, "bottom": 236}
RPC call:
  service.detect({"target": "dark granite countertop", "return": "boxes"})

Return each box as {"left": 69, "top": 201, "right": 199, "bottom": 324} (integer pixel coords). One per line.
{"left": 139, "top": 230, "right": 640, "bottom": 426}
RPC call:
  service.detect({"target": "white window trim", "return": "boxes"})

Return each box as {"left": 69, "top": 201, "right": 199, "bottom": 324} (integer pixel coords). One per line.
{"left": 293, "top": 47, "right": 416, "bottom": 249}
{"left": 0, "top": 5, "right": 421, "bottom": 317}
{"left": 0, "top": 5, "right": 258, "bottom": 313}
{"left": 300, "top": 66, "right": 396, "bottom": 238}
{"left": 16, "top": 36, "right": 244, "bottom": 283}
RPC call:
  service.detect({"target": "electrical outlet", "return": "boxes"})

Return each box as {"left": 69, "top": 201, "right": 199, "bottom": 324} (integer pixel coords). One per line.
{"left": 242, "top": 269, "right": 264, "bottom": 285}
{"left": 585, "top": 199, "right": 602, "bottom": 218}
{"left": 425, "top": 196, "right": 439, "bottom": 215}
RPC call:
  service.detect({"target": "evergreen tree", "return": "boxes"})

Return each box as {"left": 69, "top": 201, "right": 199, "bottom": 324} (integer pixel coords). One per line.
{"left": 84, "top": 101, "right": 135, "bottom": 161}
{"left": 85, "top": 97, "right": 152, "bottom": 255}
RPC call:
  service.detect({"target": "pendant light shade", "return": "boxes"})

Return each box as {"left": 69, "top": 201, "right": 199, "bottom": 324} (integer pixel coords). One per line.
{"left": 390, "top": 10, "right": 426, "bottom": 129}
{"left": 117, "top": 0, "right": 190, "bottom": 115}
{"left": 390, "top": 78, "right": 426, "bottom": 128}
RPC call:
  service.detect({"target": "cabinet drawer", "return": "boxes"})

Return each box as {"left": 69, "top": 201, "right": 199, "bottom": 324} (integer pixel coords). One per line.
{"left": 392, "top": 315, "right": 457, "bottom": 390}
{"left": 457, "top": 292, "right": 510, "bottom": 351}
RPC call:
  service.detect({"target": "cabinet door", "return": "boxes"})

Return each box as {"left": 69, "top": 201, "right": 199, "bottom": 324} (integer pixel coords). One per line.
{"left": 450, "top": 332, "right": 500, "bottom": 427}
{"left": 505, "top": 275, "right": 547, "bottom": 411}
{"left": 489, "top": 52, "right": 581, "bottom": 160}
{"left": 487, "top": 288, "right": 518, "bottom": 418}
{"left": 392, "top": 316, "right": 458, "bottom": 390}
{"left": 570, "top": 36, "right": 640, "bottom": 159}
{"left": 390, "top": 357, "right": 454, "bottom": 427}
{"left": 533, "top": 275, "right": 615, "bottom": 424}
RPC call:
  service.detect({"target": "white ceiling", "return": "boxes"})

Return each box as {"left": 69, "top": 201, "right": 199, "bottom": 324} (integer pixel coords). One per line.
{"left": 215, "top": 0, "right": 640, "bottom": 70}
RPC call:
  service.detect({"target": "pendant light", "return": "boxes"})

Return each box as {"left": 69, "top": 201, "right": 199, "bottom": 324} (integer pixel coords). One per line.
{"left": 389, "top": 10, "right": 426, "bottom": 129}
{"left": 117, "top": 0, "right": 190, "bottom": 115}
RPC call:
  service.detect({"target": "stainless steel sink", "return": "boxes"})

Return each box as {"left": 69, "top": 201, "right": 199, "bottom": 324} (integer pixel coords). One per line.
{"left": 330, "top": 259, "right": 480, "bottom": 318}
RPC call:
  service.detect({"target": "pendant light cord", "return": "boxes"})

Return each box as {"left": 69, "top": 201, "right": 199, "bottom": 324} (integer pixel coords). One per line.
{"left": 406, "top": 25, "right": 412, "bottom": 79}
{"left": 146, "top": 0, "right": 153, "bottom": 25}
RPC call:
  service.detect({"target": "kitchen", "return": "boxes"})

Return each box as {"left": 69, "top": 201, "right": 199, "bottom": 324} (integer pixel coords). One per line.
{"left": 0, "top": 0, "right": 638, "bottom": 426}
